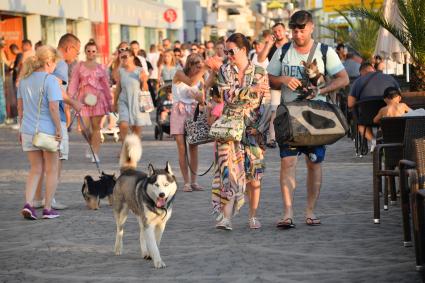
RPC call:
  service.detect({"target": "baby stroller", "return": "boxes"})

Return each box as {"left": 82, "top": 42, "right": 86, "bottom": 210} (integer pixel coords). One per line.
{"left": 154, "top": 84, "right": 172, "bottom": 140}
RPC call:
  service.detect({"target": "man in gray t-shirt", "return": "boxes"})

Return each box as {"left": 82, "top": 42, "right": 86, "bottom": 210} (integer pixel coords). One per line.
{"left": 267, "top": 10, "right": 349, "bottom": 228}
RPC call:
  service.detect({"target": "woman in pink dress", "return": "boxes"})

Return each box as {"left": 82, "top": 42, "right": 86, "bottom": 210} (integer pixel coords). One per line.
{"left": 68, "top": 40, "right": 112, "bottom": 163}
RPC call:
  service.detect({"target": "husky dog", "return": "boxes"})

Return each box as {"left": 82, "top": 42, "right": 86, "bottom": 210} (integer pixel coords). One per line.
{"left": 113, "top": 134, "right": 177, "bottom": 269}
{"left": 81, "top": 172, "right": 116, "bottom": 210}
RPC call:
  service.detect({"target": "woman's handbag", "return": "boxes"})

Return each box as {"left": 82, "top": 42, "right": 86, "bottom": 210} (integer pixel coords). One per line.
{"left": 184, "top": 104, "right": 213, "bottom": 145}
{"left": 139, "top": 90, "right": 155, "bottom": 113}
{"left": 209, "top": 112, "right": 244, "bottom": 142}
{"left": 32, "top": 75, "right": 59, "bottom": 152}
{"left": 83, "top": 93, "right": 98, "bottom": 106}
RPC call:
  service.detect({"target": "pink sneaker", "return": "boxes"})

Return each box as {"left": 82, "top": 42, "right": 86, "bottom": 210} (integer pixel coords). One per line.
{"left": 249, "top": 217, "right": 261, "bottom": 229}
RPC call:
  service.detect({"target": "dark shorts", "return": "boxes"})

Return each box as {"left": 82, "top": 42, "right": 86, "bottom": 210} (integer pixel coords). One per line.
{"left": 279, "top": 144, "right": 326, "bottom": 163}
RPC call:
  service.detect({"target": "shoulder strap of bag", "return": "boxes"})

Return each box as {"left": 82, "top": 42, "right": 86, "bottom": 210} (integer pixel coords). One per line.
{"left": 279, "top": 42, "right": 292, "bottom": 63}
{"left": 35, "top": 74, "right": 50, "bottom": 134}
{"left": 320, "top": 43, "right": 328, "bottom": 76}
{"left": 307, "top": 41, "right": 319, "bottom": 65}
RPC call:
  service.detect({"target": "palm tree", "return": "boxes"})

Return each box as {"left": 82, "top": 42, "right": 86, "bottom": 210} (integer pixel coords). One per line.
{"left": 321, "top": 7, "right": 380, "bottom": 60}
{"left": 350, "top": 0, "right": 425, "bottom": 91}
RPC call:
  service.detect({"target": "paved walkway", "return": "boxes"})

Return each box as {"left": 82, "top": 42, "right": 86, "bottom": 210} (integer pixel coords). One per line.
{"left": 0, "top": 125, "right": 422, "bottom": 282}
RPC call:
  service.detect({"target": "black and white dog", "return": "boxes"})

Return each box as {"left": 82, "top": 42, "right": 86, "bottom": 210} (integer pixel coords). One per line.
{"left": 112, "top": 134, "right": 177, "bottom": 268}
{"left": 81, "top": 172, "right": 116, "bottom": 210}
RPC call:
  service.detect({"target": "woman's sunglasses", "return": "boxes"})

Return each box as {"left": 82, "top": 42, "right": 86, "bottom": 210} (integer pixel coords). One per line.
{"left": 118, "top": 47, "right": 130, "bottom": 53}
{"left": 120, "top": 55, "right": 129, "bottom": 60}
{"left": 223, "top": 47, "right": 240, "bottom": 56}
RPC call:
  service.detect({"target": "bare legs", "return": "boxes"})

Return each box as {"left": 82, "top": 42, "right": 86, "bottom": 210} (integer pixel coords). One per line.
{"left": 25, "top": 151, "right": 58, "bottom": 209}
{"left": 174, "top": 135, "right": 198, "bottom": 185}
{"left": 246, "top": 180, "right": 261, "bottom": 219}
{"left": 119, "top": 121, "right": 142, "bottom": 142}
{"left": 279, "top": 156, "right": 322, "bottom": 221}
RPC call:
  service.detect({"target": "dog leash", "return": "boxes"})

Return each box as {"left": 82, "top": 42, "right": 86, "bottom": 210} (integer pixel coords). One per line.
{"left": 75, "top": 112, "right": 102, "bottom": 175}
{"left": 184, "top": 138, "right": 215, "bottom": 177}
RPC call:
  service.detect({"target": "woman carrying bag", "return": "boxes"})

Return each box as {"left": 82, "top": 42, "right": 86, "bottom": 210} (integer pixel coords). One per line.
{"left": 113, "top": 48, "right": 151, "bottom": 141}
{"left": 68, "top": 40, "right": 112, "bottom": 163}
{"left": 208, "top": 33, "right": 270, "bottom": 230}
{"left": 17, "top": 45, "right": 62, "bottom": 220}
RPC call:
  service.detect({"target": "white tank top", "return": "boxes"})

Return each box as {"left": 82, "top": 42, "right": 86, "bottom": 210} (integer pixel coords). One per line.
{"left": 172, "top": 81, "right": 202, "bottom": 105}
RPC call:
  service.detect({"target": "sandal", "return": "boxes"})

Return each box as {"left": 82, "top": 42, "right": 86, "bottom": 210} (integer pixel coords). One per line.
{"left": 191, "top": 183, "right": 204, "bottom": 191}
{"left": 183, "top": 183, "right": 192, "bottom": 192}
{"left": 276, "top": 218, "right": 296, "bottom": 229}
{"left": 305, "top": 217, "right": 321, "bottom": 226}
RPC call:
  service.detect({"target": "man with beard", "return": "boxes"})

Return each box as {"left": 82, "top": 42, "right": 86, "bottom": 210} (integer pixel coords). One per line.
{"left": 267, "top": 11, "right": 349, "bottom": 229}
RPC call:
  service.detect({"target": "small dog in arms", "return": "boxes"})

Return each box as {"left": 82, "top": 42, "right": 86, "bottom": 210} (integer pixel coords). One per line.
{"left": 113, "top": 134, "right": 177, "bottom": 268}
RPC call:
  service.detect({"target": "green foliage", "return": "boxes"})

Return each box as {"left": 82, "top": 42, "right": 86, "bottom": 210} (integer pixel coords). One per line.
{"left": 320, "top": 1, "right": 381, "bottom": 59}
{"left": 350, "top": 0, "right": 425, "bottom": 67}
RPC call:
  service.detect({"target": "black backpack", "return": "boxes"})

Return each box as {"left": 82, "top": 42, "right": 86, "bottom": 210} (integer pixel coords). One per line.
{"left": 279, "top": 42, "right": 329, "bottom": 75}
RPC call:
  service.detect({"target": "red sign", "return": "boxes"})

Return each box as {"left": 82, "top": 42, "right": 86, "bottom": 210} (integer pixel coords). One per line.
{"left": 163, "top": 9, "right": 177, "bottom": 23}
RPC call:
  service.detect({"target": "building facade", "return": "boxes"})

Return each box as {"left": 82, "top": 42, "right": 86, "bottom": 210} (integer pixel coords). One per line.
{"left": 0, "top": 0, "right": 184, "bottom": 62}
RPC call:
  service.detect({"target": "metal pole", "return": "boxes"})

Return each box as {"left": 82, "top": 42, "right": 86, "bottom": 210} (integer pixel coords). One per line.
{"left": 102, "top": 0, "right": 110, "bottom": 65}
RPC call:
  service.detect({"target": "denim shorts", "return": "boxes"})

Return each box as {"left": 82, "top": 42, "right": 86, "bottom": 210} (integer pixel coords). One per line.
{"left": 279, "top": 144, "right": 326, "bottom": 163}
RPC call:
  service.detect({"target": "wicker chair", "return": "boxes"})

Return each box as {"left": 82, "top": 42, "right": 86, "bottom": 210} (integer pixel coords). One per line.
{"left": 373, "top": 117, "right": 425, "bottom": 228}
{"left": 400, "top": 139, "right": 425, "bottom": 269}
{"left": 353, "top": 97, "right": 386, "bottom": 156}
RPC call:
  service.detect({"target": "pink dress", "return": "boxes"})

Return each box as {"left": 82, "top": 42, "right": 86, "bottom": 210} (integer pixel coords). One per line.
{"left": 68, "top": 62, "right": 112, "bottom": 117}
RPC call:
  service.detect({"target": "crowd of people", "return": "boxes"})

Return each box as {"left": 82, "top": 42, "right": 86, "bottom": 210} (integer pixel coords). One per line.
{"left": 1, "top": 9, "right": 412, "bottom": 230}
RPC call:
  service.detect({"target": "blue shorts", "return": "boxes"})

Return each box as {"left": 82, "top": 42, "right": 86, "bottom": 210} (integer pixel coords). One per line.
{"left": 279, "top": 144, "right": 326, "bottom": 163}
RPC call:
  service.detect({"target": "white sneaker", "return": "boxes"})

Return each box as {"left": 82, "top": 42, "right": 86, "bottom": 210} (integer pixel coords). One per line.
{"left": 216, "top": 218, "right": 232, "bottom": 230}
{"left": 85, "top": 148, "right": 92, "bottom": 159}
{"left": 91, "top": 154, "right": 100, "bottom": 163}
{"left": 51, "top": 198, "right": 67, "bottom": 210}
{"left": 10, "top": 124, "right": 20, "bottom": 130}
{"left": 370, "top": 138, "right": 377, "bottom": 153}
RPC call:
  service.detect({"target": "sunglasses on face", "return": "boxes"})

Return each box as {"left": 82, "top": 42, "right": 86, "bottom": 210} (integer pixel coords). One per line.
{"left": 86, "top": 50, "right": 97, "bottom": 53}
{"left": 118, "top": 47, "right": 130, "bottom": 53}
{"left": 191, "top": 48, "right": 198, "bottom": 52}
{"left": 223, "top": 47, "right": 240, "bottom": 56}
{"left": 289, "top": 22, "right": 306, "bottom": 30}
{"left": 120, "top": 55, "right": 129, "bottom": 60}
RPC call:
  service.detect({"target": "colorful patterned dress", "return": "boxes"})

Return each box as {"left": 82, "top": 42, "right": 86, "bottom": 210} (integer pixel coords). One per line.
{"left": 211, "top": 62, "right": 269, "bottom": 219}
{"left": 68, "top": 62, "right": 112, "bottom": 117}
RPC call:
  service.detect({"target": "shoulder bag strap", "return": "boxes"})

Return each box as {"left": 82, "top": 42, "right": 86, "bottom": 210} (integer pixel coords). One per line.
{"left": 34, "top": 74, "right": 50, "bottom": 134}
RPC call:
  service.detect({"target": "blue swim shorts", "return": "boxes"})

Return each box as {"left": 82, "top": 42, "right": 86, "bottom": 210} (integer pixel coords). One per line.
{"left": 279, "top": 144, "right": 326, "bottom": 163}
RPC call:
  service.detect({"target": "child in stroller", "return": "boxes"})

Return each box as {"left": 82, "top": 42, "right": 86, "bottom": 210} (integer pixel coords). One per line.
{"left": 155, "top": 84, "right": 173, "bottom": 140}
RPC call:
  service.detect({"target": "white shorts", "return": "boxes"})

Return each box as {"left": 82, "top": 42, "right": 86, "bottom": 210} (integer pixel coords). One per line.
{"left": 21, "top": 133, "right": 39, "bottom": 152}
{"left": 59, "top": 122, "right": 69, "bottom": 160}
{"left": 270, "top": 89, "right": 282, "bottom": 110}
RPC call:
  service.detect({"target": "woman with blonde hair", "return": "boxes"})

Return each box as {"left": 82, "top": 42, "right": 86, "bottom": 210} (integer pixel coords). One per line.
{"left": 158, "top": 49, "right": 179, "bottom": 87}
{"left": 171, "top": 53, "right": 207, "bottom": 192}
{"left": 68, "top": 39, "right": 112, "bottom": 163}
{"left": 17, "top": 45, "right": 62, "bottom": 220}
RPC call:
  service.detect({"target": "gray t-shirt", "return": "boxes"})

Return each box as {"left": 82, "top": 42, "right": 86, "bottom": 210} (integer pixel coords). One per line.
{"left": 349, "top": 71, "right": 399, "bottom": 100}
{"left": 267, "top": 41, "right": 345, "bottom": 103}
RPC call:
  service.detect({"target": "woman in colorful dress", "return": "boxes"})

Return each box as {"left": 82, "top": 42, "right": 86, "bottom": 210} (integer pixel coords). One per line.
{"left": 114, "top": 48, "right": 151, "bottom": 141}
{"left": 68, "top": 40, "right": 112, "bottom": 163}
{"left": 210, "top": 33, "right": 270, "bottom": 230}
{"left": 171, "top": 53, "right": 207, "bottom": 192}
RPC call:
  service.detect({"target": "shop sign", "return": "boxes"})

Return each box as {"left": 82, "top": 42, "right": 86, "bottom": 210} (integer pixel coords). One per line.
{"left": 323, "top": 0, "right": 383, "bottom": 12}
{"left": 163, "top": 8, "right": 177, "bottom": 23}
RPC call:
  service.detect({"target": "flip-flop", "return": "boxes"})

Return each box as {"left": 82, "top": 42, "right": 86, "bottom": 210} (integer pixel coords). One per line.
{"left": 191, "top": 183, "right": 204, "bottom": 191}
{"left": 305, "top": 217, "right": 321, "bottom": 226}
{"left": 276, "top": 218, "right": 296, "bottom": 229}
{"left": 183, "top": 183, "right": 192, "bottom": 192}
